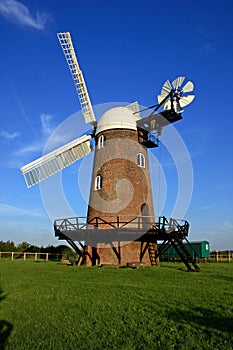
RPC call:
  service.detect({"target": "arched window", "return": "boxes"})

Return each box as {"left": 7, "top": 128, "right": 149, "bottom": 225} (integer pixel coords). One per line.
{"left": 98, "top": 135, "right": 106, "bottom": 148}
{"left": 137, "top": 153, "right": 145, "bottom": 168}
{"left": 95, "top": 175, "right": 102, "bottom": 190}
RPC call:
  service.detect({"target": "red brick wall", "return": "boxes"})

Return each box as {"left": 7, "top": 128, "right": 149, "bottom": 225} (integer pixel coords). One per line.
{"left": 85, "top": 128, "right": 155, "bottom": 266}
{"left": 85, "top": 242, "right": 153, "bottom": 266}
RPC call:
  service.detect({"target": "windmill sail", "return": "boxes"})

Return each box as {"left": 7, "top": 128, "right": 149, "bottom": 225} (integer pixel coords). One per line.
{"left": 20, "top": 134, "right": 93, "bottom": 188}
{"left": 57, "top": 32, "right": 96, "bottom": 126}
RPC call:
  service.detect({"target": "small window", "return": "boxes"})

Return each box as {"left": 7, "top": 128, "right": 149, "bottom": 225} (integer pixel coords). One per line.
{"left": 95, "top": 175, "right": 102, "bottom": 190}
{"left": 98, "top": 135, "right": 106, "bottom": 148}
{"left": 137, "top": 153, "right": 145, "bottom": 168}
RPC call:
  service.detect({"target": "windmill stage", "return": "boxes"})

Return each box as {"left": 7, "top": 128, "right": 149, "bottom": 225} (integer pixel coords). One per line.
{"left": 20, "top": 32, "right": 198, "bottom": 271}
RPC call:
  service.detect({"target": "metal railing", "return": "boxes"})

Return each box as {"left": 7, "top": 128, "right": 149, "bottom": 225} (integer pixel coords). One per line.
{"left": 54, "top": 215, "right": 189, "bottom": 235}
{"left": 54, "top": 215, "right": 155, "bottom": 231}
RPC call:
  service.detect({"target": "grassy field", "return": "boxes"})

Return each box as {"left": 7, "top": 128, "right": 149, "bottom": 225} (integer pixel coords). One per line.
{"left": 0, "top": 260, "right": 233, "bottom": 350}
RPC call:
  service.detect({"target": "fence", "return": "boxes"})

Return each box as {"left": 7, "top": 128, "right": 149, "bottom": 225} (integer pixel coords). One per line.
{"left": 209, "top": 251, "right": 233, "bottom": 263}
{"left": 1, "top": 251, "right": 232, "bottom": 263}
{"left": 0, "top": 252, "right": 63, "bottom": 261}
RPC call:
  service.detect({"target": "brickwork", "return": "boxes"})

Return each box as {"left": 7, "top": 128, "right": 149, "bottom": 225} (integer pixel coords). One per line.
{"left": 85, "top": 128, "right": 155, "bottom": 266}
{"left": 85, "top": 242, "right": 154, "bottom": 266}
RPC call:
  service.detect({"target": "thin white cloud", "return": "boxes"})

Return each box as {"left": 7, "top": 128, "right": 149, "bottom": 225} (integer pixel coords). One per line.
{"left": 0, "top": 0, "right": 48, "bottom": 30}
{"left": 40, "top": 113, "right": 53, "bottom": 135}
{"left": 13, "top": 141, "right": 44, "bottom": 157}
{"left": 11, "top": 87, "right": 37, "bottom": 133}
{"left": 11, "top": 113, "right": 55, "bottom": 158}
{"left": 44, "top": 131, "right": 80, "bottom": 153}
{"left": 14, "top": 131, "right": 78, "bottom": 160}
{"left": 6, "top": 158, "right": 26, "bottom": 169}
{"left": 204, "top": 43, "right": 215, "bottom": 53}
{"left": 0, "top": 202, "right": 45, "bottom": 217}
{"left": 8, "top": 113, "right": 78, "bottom": 168}
{"left": 201, "top": 205, "right": 211, "bottom": 211}
{"left": 216, "top": 183, "right": 233, "bottom": 191}
{"left": 1, "top": 130, "right": 20, "bottom": 140}
{"left": 223, "top": 220, "right": 233, "bottom": 230}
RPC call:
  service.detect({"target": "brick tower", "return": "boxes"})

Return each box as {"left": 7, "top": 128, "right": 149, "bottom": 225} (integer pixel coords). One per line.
{"left": 85, "top": 106, "right": 155, "bottom": 266}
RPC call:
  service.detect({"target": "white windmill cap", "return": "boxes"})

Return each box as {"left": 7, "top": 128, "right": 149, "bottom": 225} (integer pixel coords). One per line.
{"left": 96, "top": 106, "right": 140, "bottom": 135}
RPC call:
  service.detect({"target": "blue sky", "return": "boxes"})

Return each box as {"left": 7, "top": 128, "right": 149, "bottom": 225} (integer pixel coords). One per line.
{"left": 0, "top": 0, "right": 232, "bottom": 250}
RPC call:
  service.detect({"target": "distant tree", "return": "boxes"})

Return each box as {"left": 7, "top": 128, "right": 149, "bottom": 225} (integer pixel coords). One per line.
{"left": 0, "top": 240, "right": 16, "bottom": 252}
{"left": 0, "top": 240, "right": 75, "bottom": 255}
{"left": 55, "top": 245, "right": 74, "bottom": 255}
{"left": 40, "top": 244, "right": 75, "bottom": 259}
{"left": 41, "top": 245, "right": 57, "bottom": 254}
{"left": 17, "top": 242, "right": 31, "bottom": 252}
{"left": 55, "top": 245, "right": 75, "bottom": 259}
{"left": 24, "top": 245, "right": 40, "bottom": 253}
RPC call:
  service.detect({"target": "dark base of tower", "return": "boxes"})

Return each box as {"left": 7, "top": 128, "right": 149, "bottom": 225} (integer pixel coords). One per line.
{"left": 54, "top": 216, "right": 200, "bottom": 272}
{"left": 84, "top": 241, "right": 160, "bottom": 267}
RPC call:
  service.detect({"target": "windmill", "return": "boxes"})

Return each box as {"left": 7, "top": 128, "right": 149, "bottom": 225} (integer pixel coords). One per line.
{"left": 20, "top": 32, "right": 196, "bottom": 268}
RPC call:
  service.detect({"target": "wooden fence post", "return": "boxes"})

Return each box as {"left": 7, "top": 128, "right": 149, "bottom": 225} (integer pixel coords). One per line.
{"left": 35, "top": 253, "right": 38, "bottom": 261}
{"left": 11, "top": 252, "right": 14, "bottom": 261}
{"left": 46, "top": 253, "right": 48, "bottom": 262}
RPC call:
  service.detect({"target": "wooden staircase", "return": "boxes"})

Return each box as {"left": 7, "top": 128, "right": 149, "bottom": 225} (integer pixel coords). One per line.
{"left": 154, "top": 218, "right": 200, "bottom": 272}
{"left": 170, "top": 233, "right": 200, "bottom": 272}
{"left": 148, "top": 242, "right": 159, "bottom": 266}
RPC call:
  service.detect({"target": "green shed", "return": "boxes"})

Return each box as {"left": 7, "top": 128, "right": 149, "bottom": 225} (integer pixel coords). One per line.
{"left": 160, "top": 241, "right": 210, "bottom": 261}
{"left": 186, "top": 241, "right": 210, "bottom": 259}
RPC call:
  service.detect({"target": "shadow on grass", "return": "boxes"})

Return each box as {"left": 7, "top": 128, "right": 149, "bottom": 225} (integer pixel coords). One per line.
{"left": 0, "top": 288, "right": 13, "bottom": 349}
{"left": 160, "top": 264, "right": 186, "bottom": 272}
{"left": 167, "top": 307, "right": 233, "bottom": 334}
{"left": 215, "top": 275, "right": 233, "bottom": 283}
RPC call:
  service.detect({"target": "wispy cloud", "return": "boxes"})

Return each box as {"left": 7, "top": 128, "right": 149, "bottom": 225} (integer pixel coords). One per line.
{"left": 40, "top": 113, "right": 53, "bottom": 136}
{"left": 8, "top": 113, "right": 79, "bottom": 168}
{"left": 1, "top": 130, "right": 20, "bottom": 140}
{"left": 11, "top": 87, "right": 37, "bottom": 133}
{"left": 12, "top": 113, "right": 55, "bottom": 158}
{"left": 204, "top": 43, "right": 215, "bottom": 53}
{"left": 223, "top": 220, "right": 233, "bottom": 230}
{"left": 201, "top": 205, "right": 211, "bottom": 211}
{"left": 0, "top": 202, "right": 45, "bottom": 217}
{"left": 13, "top": 141, "right": 44, "bottom": 157}
{"left": 0, "top": 0, "right": 49, "bottom": 30}
{"left": 216, "top": 183, "right": 233, "bottom": 191}
{"left": 44, "top": 131, "right": 80, "bottom": 153}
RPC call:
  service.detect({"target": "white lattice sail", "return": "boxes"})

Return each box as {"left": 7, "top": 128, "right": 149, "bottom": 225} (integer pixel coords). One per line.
{"left": 20, "top": 134, "right": 92, "bottom": 188}
{"left": 57, "top": 32, "right": 96, "bottom": 125}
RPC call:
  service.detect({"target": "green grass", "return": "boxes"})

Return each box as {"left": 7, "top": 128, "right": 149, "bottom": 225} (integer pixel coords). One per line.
{"left": 0, "top": 261, "right": 233, "bottom": 350}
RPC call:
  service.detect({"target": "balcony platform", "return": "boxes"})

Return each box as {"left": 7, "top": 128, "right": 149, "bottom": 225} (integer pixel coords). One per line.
{"left": 54, "top": 215, "right": 199, "bottom": 272}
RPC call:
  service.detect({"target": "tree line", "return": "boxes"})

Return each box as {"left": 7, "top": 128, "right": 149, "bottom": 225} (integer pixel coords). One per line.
{"left": 0, "top": 240, "right": 74, "bottom": 255}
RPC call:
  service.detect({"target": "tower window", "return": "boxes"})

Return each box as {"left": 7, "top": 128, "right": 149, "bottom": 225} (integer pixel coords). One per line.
{"left": 137, "top": 153, "right": 145, "bottom": 168}
{"left": 95, "top": 175, "right": 102, "bottom": 190}
{"left": 98, "top": 135, "right": 106, "bottom": 148}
